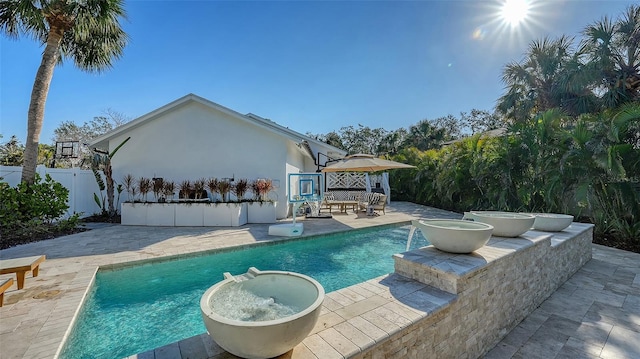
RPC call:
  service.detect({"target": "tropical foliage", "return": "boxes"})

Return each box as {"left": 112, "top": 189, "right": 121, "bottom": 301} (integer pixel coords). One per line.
{"left": 0, "top": 135, "right": 55, "bottom": 166}
{"left": 317, "top": 6, "right": 640, "bottom": 251}
{"left": 90, "top": 137, "right": 130, "bottom": 217}
{"left": 0, "top": 173, "right": 81, "bottom": 249}
{"left": 0, "top": 0, "right": 128, "bottom": 184}
{"left": 497, "top": 5, "right": 640, "bottom": 119}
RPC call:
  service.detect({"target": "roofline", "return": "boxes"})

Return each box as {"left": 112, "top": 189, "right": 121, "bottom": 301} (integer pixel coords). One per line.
{"left": 89, "top": 94, "right": 346, "bottom": 156}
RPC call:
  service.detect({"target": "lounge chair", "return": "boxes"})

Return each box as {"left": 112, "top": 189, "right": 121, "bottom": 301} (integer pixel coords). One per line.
{"left": 0, "top": 278, "right": 14, "bottom": 307}
{"left": 0, "top": 255, "right": 46, "bottom": 290}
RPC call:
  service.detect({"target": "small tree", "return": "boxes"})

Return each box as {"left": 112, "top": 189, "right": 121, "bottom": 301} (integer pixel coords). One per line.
{"left": 90, "top": 137, "right": 130, "bottom": 216}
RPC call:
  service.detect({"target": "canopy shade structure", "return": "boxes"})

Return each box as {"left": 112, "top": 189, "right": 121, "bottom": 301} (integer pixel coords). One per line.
{"left": 321, "top": 154, "right": 416, "bottom": 173}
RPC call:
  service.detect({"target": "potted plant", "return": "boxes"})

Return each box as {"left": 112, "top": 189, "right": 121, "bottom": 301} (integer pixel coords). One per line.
{"left": 152, "top": 178, "right": 165, "bottom": 202}
{"left": 163, "top": 181, "right": 175, "bottom": 201}
{"left": 203, "top": 178, "right": 248, "bottom": 226}
{"left": 122, "top": 173, "right": 135, "bottom": 202}
{"left": 207, "top": 177, "right": 219, "bottom": 202}
{"left": 179, "top": 180, "right": 192, "bottom": 200}
{"left": 218, "top": 180, "right": 232, "bottom": 202}
{"left": 233, "top": 179, "right": 249, "bottom": 202}
{"left": 252, "top": 178, "right": 273, "bottom": 202}
{"left": 121, "top": 179, "right": 145, "bottom": 225}
{"left": 147, "top": 179, "right": 176, "bottom": 226}
{"left": 138, "top": 177, "right": 152, "bottom": 203}
{"left": 248, "top": 178, "right": 277, "bottom": 223}
{"left": 193, "top": 178, "right": 206, "bottom": 200}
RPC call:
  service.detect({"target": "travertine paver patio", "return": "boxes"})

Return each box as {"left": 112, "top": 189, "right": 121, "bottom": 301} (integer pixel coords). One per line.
{"left": 0, "top": 202, "right": 638, "bottom": 359}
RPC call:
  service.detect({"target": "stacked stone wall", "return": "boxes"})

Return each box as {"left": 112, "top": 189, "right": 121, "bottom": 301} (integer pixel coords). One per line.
{"left": 359, "top": 224, "right": 593, "bottom": 358}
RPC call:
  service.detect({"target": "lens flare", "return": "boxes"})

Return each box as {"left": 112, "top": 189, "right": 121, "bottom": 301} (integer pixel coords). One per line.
{"left": 501, "top": 0, "right": 530, "bottom": 27}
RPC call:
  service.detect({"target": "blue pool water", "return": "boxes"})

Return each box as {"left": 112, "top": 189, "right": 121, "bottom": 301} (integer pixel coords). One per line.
{"left": 60, "top": 224, "right": 428, "bottom": 359}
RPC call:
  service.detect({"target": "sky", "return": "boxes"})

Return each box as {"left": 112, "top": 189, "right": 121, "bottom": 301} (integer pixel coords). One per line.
{"left": 1, "top": 0, "right": 636, "bottom": 144}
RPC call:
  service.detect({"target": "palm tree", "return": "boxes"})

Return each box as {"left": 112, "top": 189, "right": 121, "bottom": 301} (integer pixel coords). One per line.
{"left": 497, "top": 35, "right": 595, "bottom": 121}
{"left": 580, "top": 5, "right": 640, "bottom": 109}
{"left": 403, "top": 119, "right": 452, "bottom": 151}
{"left": 0, "top": 0, "right": 128, "bottom": 184}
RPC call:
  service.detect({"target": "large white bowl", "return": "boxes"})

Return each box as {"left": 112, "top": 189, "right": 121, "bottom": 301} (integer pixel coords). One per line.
{"left": 464, "top": 211, "right": 535, "bottom": 237}
{"left": 412, "top": 219, "right": 494, "bottom": 254}
{"left": 532, "top": 213, "right": 574, "bottom": 232}
{"left": 200, "top": 267, "right": 324, "bottom": 359}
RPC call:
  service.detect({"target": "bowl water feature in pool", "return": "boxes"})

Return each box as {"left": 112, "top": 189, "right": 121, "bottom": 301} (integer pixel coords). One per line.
{"left": 210, "top": 283, "right": 300, "bottom": 321}
{"left": 60, "top": 224, "right": 427, "bottom": 359}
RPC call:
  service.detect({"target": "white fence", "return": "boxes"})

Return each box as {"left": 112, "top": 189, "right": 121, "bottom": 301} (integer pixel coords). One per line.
{"left": 1, "top": 165, "right": 103, "bottom": 218}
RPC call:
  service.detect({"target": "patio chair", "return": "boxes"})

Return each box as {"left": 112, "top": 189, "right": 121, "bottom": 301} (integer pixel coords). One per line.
{"left": 371, "top": 194, "right": 387, "bottom": 215}
{"left": 359, "top": 193, "right": 387, "bottom": 215}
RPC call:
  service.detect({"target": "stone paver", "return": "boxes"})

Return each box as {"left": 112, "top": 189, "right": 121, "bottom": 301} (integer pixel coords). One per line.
{"left": 484, "top": 244, "right": 640, "bottom": 359}
{"left": 1, "top": 202, "right": 638, "bottom": 359}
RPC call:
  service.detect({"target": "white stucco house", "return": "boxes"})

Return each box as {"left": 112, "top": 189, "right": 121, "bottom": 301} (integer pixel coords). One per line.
{"left": 90, "top": 94, "right": 346, "bottom": 219}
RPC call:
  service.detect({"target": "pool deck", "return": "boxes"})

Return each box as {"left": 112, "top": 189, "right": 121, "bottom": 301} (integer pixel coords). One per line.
{"left": 0, "top": 202, "right": 638, "bottom": 359}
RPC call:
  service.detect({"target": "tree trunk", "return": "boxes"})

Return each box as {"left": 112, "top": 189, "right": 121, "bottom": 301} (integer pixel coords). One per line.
{"left": 21, "top": 28, "right": 64, "bottom": 184}
{"left": 105, "top": 162, "right": 116, "bottom": 215}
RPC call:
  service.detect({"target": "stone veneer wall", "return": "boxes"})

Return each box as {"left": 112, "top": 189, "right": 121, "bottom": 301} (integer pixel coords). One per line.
{"left": 353, "top": 224, "right": 593, "bottom": 359}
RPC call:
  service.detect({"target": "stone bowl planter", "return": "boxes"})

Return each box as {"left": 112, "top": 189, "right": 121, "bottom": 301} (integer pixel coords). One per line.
{"left": 200, "top": 267, "right": 324, "bottom": 359}
{"left": 411, "top": 219, "right": 494, "bottom": 254}
{"left": 464, "top": 211, "right": 535, "bottom": 237}
{"left": 531, "top": 213, "right": 574, "bottom": 232}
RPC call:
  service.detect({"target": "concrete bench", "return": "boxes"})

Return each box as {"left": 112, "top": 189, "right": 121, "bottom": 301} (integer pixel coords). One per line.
{"left": 0, "top": 278, "right": 14, "bottom": 307}
{"left": 0, "top": 255, "right": 46, "bottom": 290}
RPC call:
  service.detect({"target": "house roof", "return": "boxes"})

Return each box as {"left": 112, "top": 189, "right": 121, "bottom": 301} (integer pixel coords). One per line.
{"left": 89, "top": 94, "right": 346, "bottom": 159}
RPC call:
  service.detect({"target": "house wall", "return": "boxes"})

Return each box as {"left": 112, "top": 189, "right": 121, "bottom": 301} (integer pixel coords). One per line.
{"left": 108, "top": 101, "right": 293, "bottom": 219}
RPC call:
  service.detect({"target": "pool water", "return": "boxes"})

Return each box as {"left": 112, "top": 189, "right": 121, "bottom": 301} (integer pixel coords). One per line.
{"left": 60, "top": 224, "right": 428, "bottom": 359}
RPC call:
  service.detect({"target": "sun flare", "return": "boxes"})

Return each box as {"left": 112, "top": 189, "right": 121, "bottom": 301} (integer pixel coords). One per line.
{"left": 500, "top": 0, "right": 530, "bottom": 27}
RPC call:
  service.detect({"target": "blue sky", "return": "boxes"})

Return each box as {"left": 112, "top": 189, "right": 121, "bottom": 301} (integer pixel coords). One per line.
{"left": 1, "top": 0, "right": 635, "bottom": 144}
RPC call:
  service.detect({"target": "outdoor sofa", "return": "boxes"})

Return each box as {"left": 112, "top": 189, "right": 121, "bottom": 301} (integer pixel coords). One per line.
{"left": 323, "top": 190, "right": 386, "bottom": 215}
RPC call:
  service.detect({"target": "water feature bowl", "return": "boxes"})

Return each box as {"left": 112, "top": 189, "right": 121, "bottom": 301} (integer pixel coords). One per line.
{"left": 532, "top": 213, "right": 574, "bottom": 232}
{"left": 464, "top": 211, "right": 535, "bottom": 237}
{"left": 200, "top": 267, "right": 324, "bottom": 359}
{"left": 411, "top": 219, "right": 494, "bottom": 254}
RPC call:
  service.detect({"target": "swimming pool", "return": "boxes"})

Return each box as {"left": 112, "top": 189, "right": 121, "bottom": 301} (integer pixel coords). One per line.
{"left": 59, "top": 224, "right": 428, "bottom": 359}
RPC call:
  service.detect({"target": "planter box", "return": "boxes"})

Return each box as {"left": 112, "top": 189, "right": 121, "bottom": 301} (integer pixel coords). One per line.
{"left": 146, "top": 203, "right": 176, "bottom": 226}
{"left": 121, "top": 202, "right": 250, "bottom": 227}
{"left": 247, "top": 202, "right": 277, "bottom": 223}
{"left": 121, "top": 203, "right": 147, "bottom": 226}
{"left": 175, "top": 204, "right": 204, "bottom": 226}
{"left": 203, "top": 203, "right": 248, "bottom": 227}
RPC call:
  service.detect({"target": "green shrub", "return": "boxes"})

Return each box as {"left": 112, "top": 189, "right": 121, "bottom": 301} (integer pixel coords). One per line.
{"left": 0, "top": 173, "right": 70, "bottom": 229}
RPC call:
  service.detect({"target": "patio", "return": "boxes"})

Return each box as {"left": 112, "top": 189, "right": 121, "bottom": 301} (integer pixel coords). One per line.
{"left": 0, "top": 202, "right": 638, "bottom": 359}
